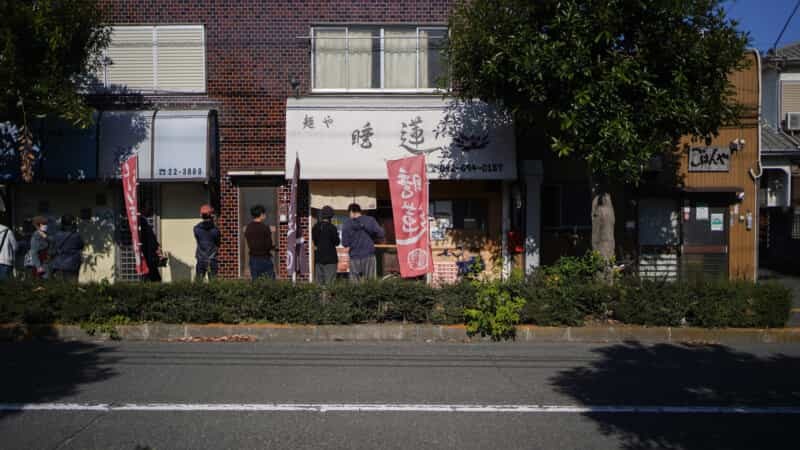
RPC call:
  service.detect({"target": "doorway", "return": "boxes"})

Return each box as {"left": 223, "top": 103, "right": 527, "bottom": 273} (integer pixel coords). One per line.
{"left": 238, "top": 186, "right": 279, "bottom": 279}
{"left": 681, "top": 198, "right": 729, "bottom": 281}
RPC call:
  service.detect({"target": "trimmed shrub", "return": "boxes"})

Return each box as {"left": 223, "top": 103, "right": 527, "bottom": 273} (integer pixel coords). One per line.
{"left": 0, "top": 275, "right": 791, "bottom": 329}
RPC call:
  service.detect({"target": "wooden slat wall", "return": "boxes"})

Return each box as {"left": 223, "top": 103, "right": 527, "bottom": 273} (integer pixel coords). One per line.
{"left": 678, "top": 51, "right": 760, "bottom": 280}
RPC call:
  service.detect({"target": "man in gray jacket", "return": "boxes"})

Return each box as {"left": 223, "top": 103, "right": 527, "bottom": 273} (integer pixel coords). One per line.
{"left": 341, "top": 203, "right": 385, "bottom": 282}
{"left": 0, "top": 222, "right": 16, "bottom": 280}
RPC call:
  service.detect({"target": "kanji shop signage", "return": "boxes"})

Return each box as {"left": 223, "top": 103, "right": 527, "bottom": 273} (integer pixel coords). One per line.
{"left": 387, "top": 155, "right": 432, "bottom": 278}
{"left": 688, "top": 147, "right": 730, "bottom": 172}
{"left": 286, "top": 98, "right": 516, "bottom": 180}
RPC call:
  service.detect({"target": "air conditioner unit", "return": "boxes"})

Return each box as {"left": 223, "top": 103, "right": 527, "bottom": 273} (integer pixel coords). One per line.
{"left": 787, "top": 112, "right": 800, "bottom": 131}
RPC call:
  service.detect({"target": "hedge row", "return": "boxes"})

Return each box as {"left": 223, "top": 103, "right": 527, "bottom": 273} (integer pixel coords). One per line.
{"left": 0, "top": 277, "right": 791, "bottom": 328}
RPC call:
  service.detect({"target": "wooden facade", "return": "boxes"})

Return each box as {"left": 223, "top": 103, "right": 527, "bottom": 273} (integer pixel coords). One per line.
{"left": 677, "top": 50, "right": 761, "bottom": 280}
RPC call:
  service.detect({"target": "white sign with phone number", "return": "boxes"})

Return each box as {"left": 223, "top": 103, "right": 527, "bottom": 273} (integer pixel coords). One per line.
{"left": 286, "top": 97, "right": 516, "bottom": 180}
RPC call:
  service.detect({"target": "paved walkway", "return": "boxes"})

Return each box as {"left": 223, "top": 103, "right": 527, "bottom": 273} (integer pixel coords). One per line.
{"left": 759, "top": 269, "right": 800, "bottom": 327}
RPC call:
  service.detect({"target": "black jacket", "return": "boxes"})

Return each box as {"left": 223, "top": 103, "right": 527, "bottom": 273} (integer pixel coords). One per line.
{"left": 194, "top": 220, "right": 221, "bottom": 260}
{"left": 312, "top": 221, "right": 340, "bottom": 265}
{"left": 51, "top": 229, "right": 85, "bottom": 272}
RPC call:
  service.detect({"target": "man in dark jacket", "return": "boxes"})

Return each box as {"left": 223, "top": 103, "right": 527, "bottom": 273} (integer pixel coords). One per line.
{"left": 139, "top": 206, "right": 162, "bottom": 282}
{"left": 342, "top": 203, "right": 384, "bottom": 282}
{"left": 312, "top": 205, "right": 340, "bottom": 285}
{"left": 194, "top": 204, "right": 221, "bottom": 280}
{"left": 244, "top": 204, "right": 275, "bottom": 280}
{"left": 51, "top": 214, "right": 85, "bottom": 281}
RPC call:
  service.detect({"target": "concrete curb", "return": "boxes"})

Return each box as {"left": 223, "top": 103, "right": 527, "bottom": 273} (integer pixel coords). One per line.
{"left": 1, "top": 323, "right": 799, "bottom": 344}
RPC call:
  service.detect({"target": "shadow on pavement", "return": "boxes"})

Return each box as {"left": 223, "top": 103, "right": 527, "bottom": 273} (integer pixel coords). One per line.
{"left": 551, "top": 342, "right": 800, "bottom": 449}
{"left": 0, "top": 337, "right": 118, "bottom": 421}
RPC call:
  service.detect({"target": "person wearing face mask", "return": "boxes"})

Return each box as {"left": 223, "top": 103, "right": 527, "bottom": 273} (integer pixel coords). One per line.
{"left": 27, "top": 216, "right": 53, "bottom": 279}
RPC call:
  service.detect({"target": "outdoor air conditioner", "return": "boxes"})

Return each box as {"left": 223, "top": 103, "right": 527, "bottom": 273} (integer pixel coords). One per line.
{"left": 787, "top": 112, "right": 800, "bottom": 131}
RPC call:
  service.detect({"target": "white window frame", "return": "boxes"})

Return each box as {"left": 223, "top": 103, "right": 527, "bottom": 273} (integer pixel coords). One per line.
{"left": 98, "top": 24, "right": 206, "bottom": 94}
{"left": 310, "top": 25, "right": 448, "bottom": 94}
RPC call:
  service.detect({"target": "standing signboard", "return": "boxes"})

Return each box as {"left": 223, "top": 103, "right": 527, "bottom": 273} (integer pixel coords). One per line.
{"left": 121, "top": 155, "right": 149, "bottom": 275}
{"left": 387, "top": 155, "right": 432, "bottom": 278}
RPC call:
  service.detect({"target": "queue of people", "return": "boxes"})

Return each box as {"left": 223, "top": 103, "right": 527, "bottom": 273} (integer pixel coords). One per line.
{"left": 0, "top": 201, "right": 386, "bottom": 285}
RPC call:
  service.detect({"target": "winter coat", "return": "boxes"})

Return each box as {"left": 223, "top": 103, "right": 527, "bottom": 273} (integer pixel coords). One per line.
{"left": 312, "top": 220, "right": 340, "bottom": 265}
{"left": 51, "top": 229, "right": 85, "bottom": 273}
{"left": 0, "top": 224, "right": 17, "bottom": 267}
{"left": 342, "top": 215, "right": 385, "bottom": 259}
{"left": 194, "top": 219, "right": 221, "bottom": 260}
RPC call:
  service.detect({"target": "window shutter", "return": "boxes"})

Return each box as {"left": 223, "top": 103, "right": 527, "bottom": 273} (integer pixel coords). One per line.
{"left": 107, "top": 27, "right": 155, "bottom": 91}
{"left": 783, "top": 82, "right": 800, "bottom": 118}
{"left": 156, "top": 26, "right": 206, "bottom": 92}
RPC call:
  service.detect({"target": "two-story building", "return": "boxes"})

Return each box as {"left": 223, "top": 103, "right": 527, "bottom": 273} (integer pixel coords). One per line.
{"left": 0, "top": 0, "right": 519, "bottom": 283}
{"left": 760, "top": 41, "right": 800, "bottom": 272}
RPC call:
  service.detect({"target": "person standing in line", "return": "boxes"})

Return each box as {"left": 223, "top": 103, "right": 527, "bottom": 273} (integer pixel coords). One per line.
{"left": 244, "top": 204, "right": 275, "bottom": 280}
{"left": 0, "top": 222, "right": 17, "bottom": 281}
{"left": 341, "top": 203, "right": 384, "bottom": 282}
{"left": 28, "top": 216, "right": 53, "bottom": 279}
{"left": 312, "top": 205, "right": 340, "bottom": 285}
{"left": 139, "top": 206, "right": 162, "bottom": 282}
{"left": 51, "top": 214, "right": 85, "bottom": 281}
{"left": 194, "top": 204, "right": 221, "bottom": 281}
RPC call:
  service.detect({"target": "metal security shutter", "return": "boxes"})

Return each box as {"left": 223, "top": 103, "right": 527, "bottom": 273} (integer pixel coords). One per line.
{"left": 107, "top": 26, "right": 155, "bottom": 91}
{"left": 156, "top": 26, "right": 206, "bottom": 92}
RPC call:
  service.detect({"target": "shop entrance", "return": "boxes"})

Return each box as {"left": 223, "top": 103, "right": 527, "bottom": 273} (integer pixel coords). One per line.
{"left": 681, "top": 197, "right": 729, "bottom": 281}
{"left": 238, "top": 186, "right": 279, "bottom": 279}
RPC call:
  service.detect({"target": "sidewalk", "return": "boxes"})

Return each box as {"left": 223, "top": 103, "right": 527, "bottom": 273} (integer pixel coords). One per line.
{"left": 2, "top": 323, "right": 799, "bottom": 345}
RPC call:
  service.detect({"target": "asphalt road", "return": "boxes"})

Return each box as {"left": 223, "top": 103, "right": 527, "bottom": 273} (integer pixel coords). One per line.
{"left": 1, "top": 341, "right": 799, "bottom": 449}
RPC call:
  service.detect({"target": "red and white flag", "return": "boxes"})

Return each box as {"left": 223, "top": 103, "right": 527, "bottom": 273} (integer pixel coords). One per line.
{"left": 387, "top": 155, "right": 432, "bottom": 278}
{"left": 121, "top": 155, "right": 149, "bottom": 275}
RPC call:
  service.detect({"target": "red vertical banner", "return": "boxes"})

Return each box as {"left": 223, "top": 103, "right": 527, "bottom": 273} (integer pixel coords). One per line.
{"left": 121, "top": 156, "right": 149, "bottom": 275}
{"left": 387, "top": 155, "right": 432, "bottom": 278}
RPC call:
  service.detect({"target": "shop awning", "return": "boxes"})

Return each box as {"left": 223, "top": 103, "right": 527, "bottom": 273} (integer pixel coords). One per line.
{"left": 682, "top": 186, "right": 743, "bottom": 194}
{"left": 99, "top": 109, "right": 213, "bottom": 181}
{"left": 39, "top": 114, "right": 99, "bottom": 181}
{"left": 98, "top": 110, "right": 154, "bottom": 179}
{"left": 285, "top": 97, "right": 516, "bottom": 180}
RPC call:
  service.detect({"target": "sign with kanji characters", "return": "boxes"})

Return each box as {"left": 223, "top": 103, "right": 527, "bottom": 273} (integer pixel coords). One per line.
{"left": 387, "top": 155, "right": 432, "bottom": 278}
{"left": 286, "top": 98, "right": 516, "bottom": 180}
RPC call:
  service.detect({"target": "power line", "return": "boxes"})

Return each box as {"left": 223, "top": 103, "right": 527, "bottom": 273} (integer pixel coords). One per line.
{"left": 772, "top": 0, "right": 800, "bottom": 52}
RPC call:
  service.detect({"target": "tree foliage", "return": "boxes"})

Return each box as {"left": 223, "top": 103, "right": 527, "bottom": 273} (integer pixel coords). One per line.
{"left": 447, "top": 0, "right": 749, "bottom": 184}
{"left": 1, "top": 0, "right": 108, "bottom": 171}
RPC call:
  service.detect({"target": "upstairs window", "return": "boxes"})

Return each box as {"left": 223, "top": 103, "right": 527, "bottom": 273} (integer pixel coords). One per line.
{"left": 312, "top": 26, "right": 447, "bottom": 91}
{"left": 98, "top": 25, "right": 206, "bottom": 93}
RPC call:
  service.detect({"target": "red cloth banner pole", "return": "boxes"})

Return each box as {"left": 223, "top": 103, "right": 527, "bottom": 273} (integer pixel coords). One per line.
{"left": 121, "top": 155, "right": 149, "bottom": 276}
{"left": 387, "top": 154, "right": 432, "bottom": 278}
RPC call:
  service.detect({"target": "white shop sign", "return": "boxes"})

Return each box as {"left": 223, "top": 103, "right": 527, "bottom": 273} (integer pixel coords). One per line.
{"left": 286, "top": 98, "right": 516, "bottom": 180}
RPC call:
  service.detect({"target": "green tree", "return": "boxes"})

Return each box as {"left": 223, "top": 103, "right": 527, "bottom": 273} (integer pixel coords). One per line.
{"left": 447, "top": 0, "right": 748, "bottom": 261}
{"left": 1, "top": 0, "right": 109, "bottom": 180}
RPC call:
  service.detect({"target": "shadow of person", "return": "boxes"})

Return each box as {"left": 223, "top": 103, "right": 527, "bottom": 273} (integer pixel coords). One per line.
{"left": 550, "top": 342, "right": 800, "bottom": 449}
{"left": 0, "top": 338, "right": 118, "bottom": 421}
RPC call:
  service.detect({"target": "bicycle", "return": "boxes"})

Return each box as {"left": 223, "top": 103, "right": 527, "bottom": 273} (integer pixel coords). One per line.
{"left": 438, "top": 246, "right": 485, "bottom": 281}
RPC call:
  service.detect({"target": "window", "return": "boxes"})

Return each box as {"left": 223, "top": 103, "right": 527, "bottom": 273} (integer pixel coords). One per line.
{"left": 542, "top": 184, "right": 591, "bottom": 229}
{"left": 312, "top": 26, "right": 447, "bottom": 91}
{"left": 429, "top": 199, "right": 488, "bottom": 233}
{"left": 99, "top": 25, "right": 206, "bottom": 93}
{"left": 792, "top": 209, "right": 800, "bottom": 240}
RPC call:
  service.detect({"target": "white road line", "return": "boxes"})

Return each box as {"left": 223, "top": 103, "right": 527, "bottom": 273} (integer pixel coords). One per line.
{"left": 1, "top": 403, "right": 799, "bottom": 414}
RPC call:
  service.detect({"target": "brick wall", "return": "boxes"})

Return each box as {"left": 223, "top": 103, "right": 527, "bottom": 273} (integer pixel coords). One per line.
{"left": 99, "top": 0, "right": 453, "bottom": 278}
